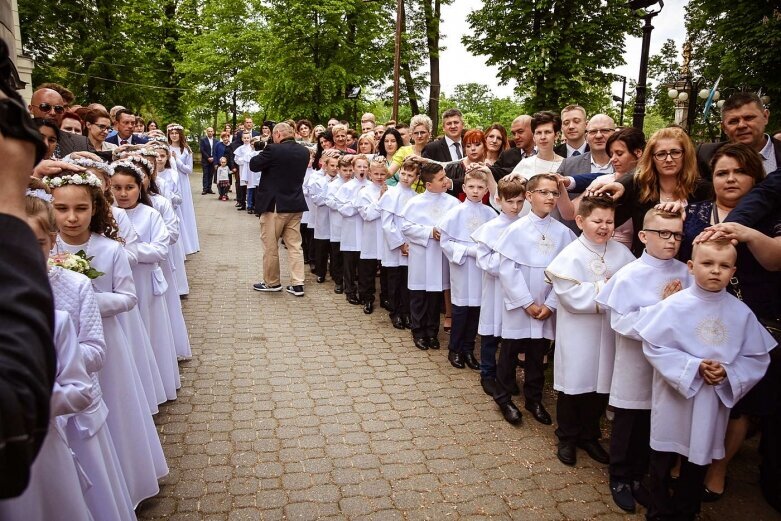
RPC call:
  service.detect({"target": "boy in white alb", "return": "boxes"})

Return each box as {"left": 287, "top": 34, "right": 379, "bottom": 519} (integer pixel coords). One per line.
{"left": 438, "top": 166, "right": 497, "bottom": 370}
{"left": 472, "top": 174, "right": 526, "bottom": 397}
{"left": 310, "top": 153, "right": 339, "bottom": 284}
{"left": 301, "top": 148, "right": 317, "bottom": 268}
{"left": 634, "top": 240, "right": 774, "bottom": 521}
{"left": 491, "top": 174, "right": 575, "bottom": 425}
{"left": 356, "top": 158, "right": 389, "bottom": 314}
{"left": 379, "top": 156, "right": 421, "bottom": 330}
{"left": 334, "top": 155, "right": 364, "bottom": 303}
{"left": 596, "top": 209, "right": 692, "bottom": 513}
{"left": 324, "top": 156, "right": 352, "bottom": 293}
{"left": 401, "top": 161, "right": 459, "bottom": 350}
{"left": 233, "top": 131, "right": 259, "bottom": 213}
{"left": 545, "top": 195, "right": 635, "bottom": 466}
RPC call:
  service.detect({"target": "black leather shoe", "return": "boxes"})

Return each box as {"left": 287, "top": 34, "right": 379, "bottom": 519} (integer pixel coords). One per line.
{"left": 363, "top": 301, "right": 373, "bottom": 314}
{"left": 236, "top": 205, "right": 246, "bottom": 211}
{"left": 480, "top": 377, "right": 496, "bottom": 396}
{"left": 610, "top": 480, "right": 636, "bottom": 513}
{"left": 632, "top": 480, "right": 651, "bottom": 508}
{"left": 413, "top": 337, "right": 429, "bottom": 350}
{"left": 381, "top": 299, "right": 392, "bottom": 311}
{"left": 334, "top": 285, "right": 344, "bottom": 294}
{"left": 448, "top": 351, "right": 465, "bottom": 369}
{"left": 428, "top": 337, "right": 440, "bottom": 349}
{"left": 464, "top": 352, "right": 480, "bottom": 370}
{"left": 391, "top": 315, "right": 405, "bottom": 330}
{"left": 524, "top": 401, "right": 553, "bottom": 425}
{"left": 402, "top": 315, "right": 412, "bottom": 329}
{"left": 578, "top": 440, "right": 610, "bottom": 464}
{"left": 557, "top": 442, "right": 577, "bottom": 466}
{"left": 499, "top": 402, "right": 522, "bottom": 425}
{"left": 316, "top": 276, "right": 325, "bottom": 283}
{"left": 346, "top": 294, "right": 360, "bottom": 305}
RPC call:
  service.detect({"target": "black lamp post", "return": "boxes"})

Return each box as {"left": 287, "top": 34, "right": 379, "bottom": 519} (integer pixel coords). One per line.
{"left": 628, "top": 0, "right": 664, "bottom": 130}
{"left": 611, "top": 74, "right": 627, "bottom": 127}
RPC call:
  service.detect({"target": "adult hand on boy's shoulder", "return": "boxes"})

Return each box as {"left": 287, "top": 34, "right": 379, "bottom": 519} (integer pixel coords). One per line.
{"left": 662, "top": 280, "right": 683, "bottom": 299}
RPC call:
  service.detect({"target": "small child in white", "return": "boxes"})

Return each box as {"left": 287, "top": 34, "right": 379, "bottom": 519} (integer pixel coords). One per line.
{"left": 310, "top": 153, "right": 339, "bottom": 284}
{"left": 216, "top": 156, "right": 230, "bottom": 201}
{"left": 438, "top": 165, "right": 497, "bottom": 370}
{"left": 545, "top": 195, "right": 635, "bottom": 466}
{"left": 634, "top": 239, "right": 774, "bottom": 521}
{"left": 335, "top": 155, "right": 364, "bottom": 304}
{"left": 324, "top": 155, "right": 352, "bottom": 293}
{"left": 596, "top": 209, "right": 692, "bottom": 513}
{"left": 356, "top": 158, "right": 389, "bottom": 314}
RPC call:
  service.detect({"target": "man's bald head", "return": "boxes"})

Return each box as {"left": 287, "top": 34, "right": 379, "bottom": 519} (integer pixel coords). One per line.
{"left": 585, "top": 114, "right": 616, "bottom": 153}
{"left": 510, "top": 115, "right": 533, "bottom": 153}
{"left": 29, "top": 88, "right": 66, "bottom": 124}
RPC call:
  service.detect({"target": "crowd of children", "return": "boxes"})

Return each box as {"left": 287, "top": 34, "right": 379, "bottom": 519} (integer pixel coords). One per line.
{"left": 2, "top": 133, "right": 199, "bottom": 520}
{"left": 300, "top": 147, "right": 776, "bottom": 520}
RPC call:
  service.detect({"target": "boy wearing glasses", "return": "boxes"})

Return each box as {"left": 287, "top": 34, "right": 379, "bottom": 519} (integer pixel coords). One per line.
{"left": 491, "top": 174, "right": 575, "bottom": 425}
{"left": 545, "top": 195, "right": 635, "bottom": 467}
{"left": 595, "top": 209, "right": 692, "bottom": 513}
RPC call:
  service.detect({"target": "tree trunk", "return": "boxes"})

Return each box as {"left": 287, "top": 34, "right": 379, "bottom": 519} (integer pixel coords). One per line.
{"left": 532, "top": 0, "right": 545, "bottom": 112}
{"left": 423, "top": 0, "right": 441, "bottom": 131}
{"left": 400, "top": 3, "right": 420, "bottom": 115}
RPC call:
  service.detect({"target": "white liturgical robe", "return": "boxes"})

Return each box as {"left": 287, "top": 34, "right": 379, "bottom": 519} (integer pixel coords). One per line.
{"left": 379, "top": 184, "right": 416, "bottom": 268}
{"left": 634, "top": 284, "right": 775, "bottom": 465}
{"left": 335, "top": 177, "right": 367, "bottom": 251}
{"left": 310, "top": 172, "right": 335, "bottom": 240}
{"left": 325, "top": 176, "right": 347, "bottom": 241}
{"left": 357, "top": 182, "right": 385, "bottom": 260}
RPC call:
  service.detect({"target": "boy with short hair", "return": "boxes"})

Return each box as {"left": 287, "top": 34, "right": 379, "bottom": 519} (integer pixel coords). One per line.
{"left": 491, "top": 174, "right": 576, "bottom": 425}
{"left": 545, "top": 195, "right": 635, "bottom": 466}
{"left": 335, "top": 155, "right": 365, "bottom": 304}
{"left": 438, "top": 166, "right": 497, "bottom": 369}
{"left": 379, "top": 156, "right": 421, "bottom": 330}
{"left": 596, "top": 209, "right": 692, "bottom": 513}
{"left": 311, "top": 153, "right": 339, "bottom": 284}
{"left": 356, "top": 158, "right": 389, "bottom": 314}
{"left": 634, "top": 240, "right": 774, "bottom": 521}
{"left": 472, "top": 174, "right": 527, "bottom": 396}
{"left": 401, "top": 161, "right": 459, "bottom": 350}
{"left": 324, "top": 155, "right": 352, "bottom": 293}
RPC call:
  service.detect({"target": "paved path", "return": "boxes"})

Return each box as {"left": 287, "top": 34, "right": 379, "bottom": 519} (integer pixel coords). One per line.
{"left": 137, "top": 183, "right": 779, "bottom": 520}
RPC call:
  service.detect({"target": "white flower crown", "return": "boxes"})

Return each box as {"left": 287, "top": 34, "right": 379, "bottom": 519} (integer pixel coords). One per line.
{"left": 111, "top": 160, "right": 146, "bottom": 179}
{"left": 62, "top": 157, "right": 114, "bottom": 177}
{"left": 43, "top": 172, "right": 103, "bottom": 189}
{"left": 166, "top": 123, "right": 184, "bottom": 132}
{"left": 25, "top": 188, "right": 53, "bottom": 202}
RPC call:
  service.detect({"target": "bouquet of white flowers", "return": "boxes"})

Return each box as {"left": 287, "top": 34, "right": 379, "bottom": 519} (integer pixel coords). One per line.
{"left": 49, "top": 250, "right": 104, "bottom": 280}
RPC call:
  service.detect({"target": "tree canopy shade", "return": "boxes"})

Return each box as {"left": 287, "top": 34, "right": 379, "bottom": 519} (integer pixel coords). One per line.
{"left": 463, "top": 0, "right": 639, "bottom": 116}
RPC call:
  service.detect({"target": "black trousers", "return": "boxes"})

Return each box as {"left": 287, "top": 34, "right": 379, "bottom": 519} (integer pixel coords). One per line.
{"left": 555, "top": 391, "right": 608, "bottom": 444}
{"left": 313, "top": 239, "right": 330, "bottom": 278}
{"left": 494, "top": 338, "right": 548, "bottom": 406}
{"left": 202, "top": 163, "right": 214, "bottom": 191}
{"left": 409, "top": 290, "right": 442, "bottom": 340}
{"left": 609, "top": 407, "right": 651, "bottom": 481}
{"left": 386, "top": 266, "right": 409, "bottom": 318}
{"left": 237, "top": 184, "right": 247, "bottom": 207}
{"left": 342, "top": 251, "right": 360, "bottom": 297}
{"left": 328, "top": 242, "right": 343, "bottom": 285}
{"left": 301, "top": 224, "right": 313, "bottom": 263}
{"left": 306, "top": 227, "right": 316, "bottom": 265}
{"left": 358, "top": 259, "right": 378, "bottom": 302}
{"left": 647, "top": 450, "right": 707, "bottom": 521}
{"left": 448, "top": 304, "right": 480, "bottom": 355}
{"left": 379, "top": 266, "right": 388, "bottom": 303}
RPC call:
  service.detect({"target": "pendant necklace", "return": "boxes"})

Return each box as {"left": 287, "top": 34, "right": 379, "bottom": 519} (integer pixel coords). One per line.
{"left": 579, "top": 237, "right": 608, "bottom": 277}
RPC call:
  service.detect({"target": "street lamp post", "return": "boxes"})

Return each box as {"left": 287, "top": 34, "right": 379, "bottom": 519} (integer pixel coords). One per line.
{"left": 611, "top": 74, "right": 627, "bottom": 127}
{"left": 628, "top": 0, "right": 664, "bottom": 131}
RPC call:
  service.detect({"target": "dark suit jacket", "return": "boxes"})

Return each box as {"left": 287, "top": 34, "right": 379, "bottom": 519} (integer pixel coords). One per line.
{"left": 422, "top": 137, "right": 455, "bottom": 163}
{"left": 199, "top": 136, "right": 216, "bottom": 165}
{"left": 104, "top": 133, "right": 149, "bottom": 146}
{"left": 232, "top": 129, "right": 260, "bottom": 146}
{"left": 249, "top": 138, "right": 309, "bottom": 214}
{"left": 489, "top": 147, "right": 525, "bottom": 179}
{"left": 697, "top": 137, "right": 781, "bottom": 180}
{"left": 58, "top": 131, "right": 90, "bottom": 156}
{"left": 0, "top": 215, "right": 56, "bottom": 497}
{"left": 726, "top": 167, "right": 781, "bottom": 227}
{"left": 554, "top": 143, "right": 590, "bottom": 158}
{"left": 214, "top": 141, "right": 232, "bottom": 169}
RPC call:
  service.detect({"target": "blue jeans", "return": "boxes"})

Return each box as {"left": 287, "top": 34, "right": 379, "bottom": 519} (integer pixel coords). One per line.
{"left": 247, "top": 187, "right": 255, "bottom": 210}
{"left": 480, "top": 335, "right": 500, "bottom": 378}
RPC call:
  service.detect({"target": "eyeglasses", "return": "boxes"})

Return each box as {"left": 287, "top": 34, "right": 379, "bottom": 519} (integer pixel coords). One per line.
{"left": 643, "top": 229, "right": 683, "bottom": 241}
{"left": 91, "top": 123, "right": 110, "bottom": 131}
{"left": 586, "top": 128, "right": 615, "bottom": 136}
{"left": 652, "top": 149, "right": 683, "bottom": 161}
{"left": 530, "top": 189, "right": 560, "bottom": 198}
{"left": 36, "top": 103, "right": 65, "bottom": 114}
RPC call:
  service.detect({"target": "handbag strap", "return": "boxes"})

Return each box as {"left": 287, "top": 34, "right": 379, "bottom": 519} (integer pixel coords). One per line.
{"left": 729, "top": 275, "right": 744, "bottom": 301}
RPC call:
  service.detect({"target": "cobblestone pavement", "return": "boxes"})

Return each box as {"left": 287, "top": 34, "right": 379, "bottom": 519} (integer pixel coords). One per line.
{"left": 137, "top": 183, "right": 779, "bottom": 521}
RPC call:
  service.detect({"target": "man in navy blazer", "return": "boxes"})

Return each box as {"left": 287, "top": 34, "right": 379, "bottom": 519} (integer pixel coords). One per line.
{"left": 422, "top": 108, "right": 464, "bottom": 163}
{"left": 199, "top": 127, "right": 217, "bottom": 194}
{"left": 105, "top": 109, "right": 148, "bottom": 146}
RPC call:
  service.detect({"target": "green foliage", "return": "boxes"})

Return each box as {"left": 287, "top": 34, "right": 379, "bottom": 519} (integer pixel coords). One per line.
{"left": 439, "top": 83, "right": 525, "bottom": 130}
{"left": 464, "top": 0, "right": 640, "bottom": 115}
{"left": 647, "top": 39, "right": 679, "bottom": 124}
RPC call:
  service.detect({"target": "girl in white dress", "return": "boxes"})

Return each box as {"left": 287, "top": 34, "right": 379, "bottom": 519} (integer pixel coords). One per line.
{"left": 44, "top": 171, "right": 168, "bottom": 508}
{"left": 152, "top": 144, "right": 189, "bottom": 295}
{"left": 111, "top": 161, "right": 181, "bottom": 398}
{"left": 167, "top": 123, "right": 200, "bottom": 254}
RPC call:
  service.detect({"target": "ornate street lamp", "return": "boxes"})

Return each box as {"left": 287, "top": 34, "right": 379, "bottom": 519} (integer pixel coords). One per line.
{"left": 627, "top": 0, "right": 664, "bottom": 130}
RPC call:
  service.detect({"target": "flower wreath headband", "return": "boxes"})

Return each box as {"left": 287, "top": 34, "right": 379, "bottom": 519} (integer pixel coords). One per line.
{"left": 43, "top": 172, "right": 103, "bottom": 189}
{"left": 111, "top": 160, "right": 146, "bottom": 179}
{"left": 62, "top": 156, "right": 115, "bottom": 178}
{"left": 26, "top": 188, "right": 53, "bottom": 202}
{"left": 166, "top": 123, "right": 184, "bottom": 132}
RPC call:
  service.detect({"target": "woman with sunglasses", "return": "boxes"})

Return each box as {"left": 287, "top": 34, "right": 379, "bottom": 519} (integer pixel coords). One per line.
{"left": 84, "top": 109, "right": 117, "bottom": 151}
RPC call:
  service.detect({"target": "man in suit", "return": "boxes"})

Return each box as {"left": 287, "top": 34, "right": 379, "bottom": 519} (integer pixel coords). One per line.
{"left": 491, "top": 115, "right": 534, "bottom": 178}
{"left": 233, "top": 116, "right": 260, "bottom": 145}
{"left": 249, "top": 122, "right": 310, "bottom": 297}
{"left": 554, "top": 104, "right": 590, "bottom": 158}
{"left": 422, "top": 108, "right": 464, "bottom": 163}
{"left": 697, "top": 92, "right": 781, "bottom": 179}
{"left": 105, "top": 109, "right": 148, "bottom": 146}
{"left": 28, "top": 88, "right": 89, "bottom": 156}
{"left": 199, "top": 127, "right": 217, "bottom": 195}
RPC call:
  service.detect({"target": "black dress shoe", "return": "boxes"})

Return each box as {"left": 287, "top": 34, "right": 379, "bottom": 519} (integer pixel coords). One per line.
{"left": 428, "top": 337, "right": 440, "bottom": 349}
{"left": 557, "top": 442, "right": 577, "bottom": 466}
{"left": 402, "top": 315, "right": 412, "bottom": 329}
{"left": 631, "top": 480, "right": 651, "bottom": 508}
{"left": 316, "top": 276, "right": 325, "bottom": 283}
{"left": 413, "top": 337, "right": 429, "bottom": 350}
{"left": 391, "top": 315, "right": 405, "bottom": 330}
{"left": 236, "top": 205, "right": 246, "bottom": 211}
{"left": 464, "top": 352, "right": 480, "bottom": 370}
{"left": 346, "top": 294, "right": 360, "bottom": 305}
{"left": 498, "top": 402, "right": 522, "bottom": 425}
{"left": 610, "top": 480, "right": 636, "bottom": 513}
{"left": 201, "top": 191, "right": 208, "bottom": 195}
{"left": 578, "top": 440, "right": 609, "bottom": 464}
{"left": 334, "top": 284, "right": 344, "bottom": 294}
{"left": 235, "top": 201, "right": 241, "bottom": 207}
{"left": 363, "top": 301, "right": 373, "bottom": 314}
{"left": 524, "top": 401, "right": 553, "bottom": 425}
{"left": 381, "top": 299, "right": 392, "bottom": 311}
{"left": 206, "top": 190, "right": 215, "bottom": 194}
{"left": 448, "top": 351, "right": 465, "bottom": 369}
{"left": 480, "top": 377, "right": 496, "bottom": 396}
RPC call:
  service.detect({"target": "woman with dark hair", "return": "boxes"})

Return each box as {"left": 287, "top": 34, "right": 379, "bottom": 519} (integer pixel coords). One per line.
{"left": 146, "top": 120, "right": 159, "bottom": 132}
{"left": 378, "top": 127, "right": 403, "bottom": 169}
{"left": 678, "top": 143, "right": 781, "bottom": 503}
{"left": 511, "top": 111, "right": 564, "bottom": 179}
{"left": 84, "top": 109, "right": 116, "bottom": 152}
{"left": 33, "top": 117, "right": 60, "bottom": 159}
{"left": 484, "top": 123, "right": 509, "bottom": 165}
{"left": 296, "top": 119, "right": 315, "bottom": 143}
{"left": 313, "top": 130, "right": 335, "bottom": 169}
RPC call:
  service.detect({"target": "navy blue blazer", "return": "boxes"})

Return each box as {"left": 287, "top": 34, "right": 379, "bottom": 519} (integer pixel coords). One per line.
{"left": 199, "top": 136, "right": 217, "bottom": 165}
{"left": 105, "top": 133, "right": 148, "bottom": 146}
{"left": 726, "top": 167, "right": 781, "bottom": 226}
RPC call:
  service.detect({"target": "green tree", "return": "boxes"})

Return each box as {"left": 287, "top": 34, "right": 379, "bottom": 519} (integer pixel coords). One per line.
{"left": 463, "top": 0, "right": 639, "bottom": 114}
{"left": 647, "top": 39, "right": 679, "bottom": 125}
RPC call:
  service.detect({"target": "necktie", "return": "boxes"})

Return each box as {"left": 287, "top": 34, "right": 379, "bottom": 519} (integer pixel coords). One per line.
{"left": 453, "top": 142, "right": 462, "bottom": 160}
{"left": 571, "top": 150, "right": 581, "bottom": 157}
{"left": 120, "top": 139, "right": 128, "bottom": 145}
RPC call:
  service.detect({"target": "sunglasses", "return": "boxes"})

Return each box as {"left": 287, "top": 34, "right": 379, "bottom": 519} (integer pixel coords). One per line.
{"left": 36, "top": 103, "right": 65, "bottom": 114}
